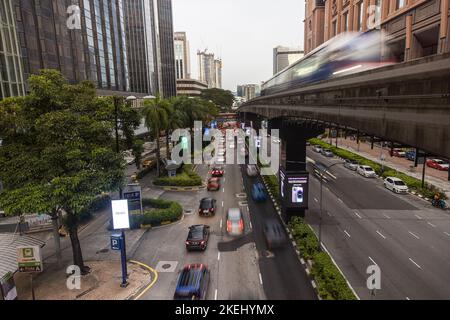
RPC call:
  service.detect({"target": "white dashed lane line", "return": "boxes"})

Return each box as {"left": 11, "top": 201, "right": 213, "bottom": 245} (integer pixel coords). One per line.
{"left": 259, "top": 273, "right": 263, "bottom": 285}
{"left": 214, "top": 289, "right": 218, "bottom": 300}
{"left": 376, "top": 230, "right": 387, "bottom": 239}
{"left": 444, "top": 232, "right": 450, "bottom": 237}
{"left": 427, "top": 222, "right": 436, "bottom": 228}
{"left": 408, "top": 231, "right": 420, "bottom": 240}
{"left": 369, "top": 256, "right": 378, "bottom": 266}
{"left": 217, "top": 252, "right": 221, "bottom": 261}
{"left": 409, "top": 258, "right": 422, "bottom": 269}
{"left": 314, "top": 198, "right": 319, "bottom": 203}
{"left": 382, "top": 213, "right": 391, "bottom": 219}
{"left": 415, "top": 214, "right": 422, "bottom": 220}
{"left": 343, "top": 230, "right": 351, "bottom": 238}
{"left": 354, "top": 211, "right": 362, "bottom": 219}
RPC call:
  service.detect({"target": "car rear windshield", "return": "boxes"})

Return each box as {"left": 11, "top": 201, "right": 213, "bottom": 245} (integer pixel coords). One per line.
{"left": 200, "top": 199, "right": 212, "bottom": 208}
{"left": 188, "top": 228, "right": 203, "bottom": 239}
{"left": 364, "top": 167, "right": 374, "bottom": 171}
{"left": 394, "top": 181, "right": 405, "bottom": 186}
{"left": 228, "top": 210, "right": 241, "bottom": 221}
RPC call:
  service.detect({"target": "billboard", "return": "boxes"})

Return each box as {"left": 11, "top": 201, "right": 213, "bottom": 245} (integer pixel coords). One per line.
{"left": 123, "top": 184, "right": 143, "bottom": 215}
{"left": 111, "top": 200, "right": 130, "bottom": 230}
{"left": 17, "top": 246, "right": 43, "bottom": 273}
{"left": 279, "top": 167, "right": 309, "bottom": 209}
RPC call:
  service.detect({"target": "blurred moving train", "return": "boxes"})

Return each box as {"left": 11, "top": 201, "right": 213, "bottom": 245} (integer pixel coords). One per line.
{"left": 261, "top": 30, "right": 396, "bottom": 96}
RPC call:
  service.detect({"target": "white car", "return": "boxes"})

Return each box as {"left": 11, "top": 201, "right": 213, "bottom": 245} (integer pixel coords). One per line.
{"left": 357, "top": 165, "right": 377, "bottom": 178}
{"left": 312, "top": 145, "right": 323, "bottom": 153}
{"left": 246, "top": 164, "right": 258, "bottom": 177}
{"left": 384, "top": 177, "right": 409, "bottom": 194}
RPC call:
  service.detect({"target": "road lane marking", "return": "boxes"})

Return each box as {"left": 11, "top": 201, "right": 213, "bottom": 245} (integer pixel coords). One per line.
{"left": 223, "top": 177, "right": 226, "bottom": 182}
{"left": 408, "top": 231, "right": 420, "bottom": 240}
{"left": 382, "top": 213, "right": 391, "bottom": 219}
{"left": 259, "top": 273, "right": 263, "bottom": 285}
{"left": 406, "top": 297, "right": 410, "bottom": 300}
{"left": 220, "top": 219, "right": 223, "bottom": 228}
{"left": 221, "top": 201, "right": 224, "bottom": 207}
{"left": 129, "top": 260, "right": 159, "bottom": 300}
{"left": 376, "top": 230, "right": 386, "bottom": 239}
{"left": 214, "top": 289, "right": 218, "bottom": 300}
{"left": 217, "top": 252, "right": 221, "bottom": 261}
{"left": 314, "top": 198, "right": 318, "bottom": 203}
{"left": 306, "top": 156, "right": 315, "bottom": 164}
{"left": 427, "top": 222, "right": 436, "bottom": 228}
{"left": 369, "top": 256, "right": 377, "bottom": 266}
{"left": 337, "top": 198, "right": 343, "bottom": 203}
{"left": 327, "top": 211, "right": 332, "bottom": 217}
{"left": 326, "top": 171, "right": 337, "bottom": 180}
{"left": 354, "top": 211, "right": 362, "bottom": 219}
{"left": 444, "top": 232, "right": 450, "bottom": 237}
{"left": 343, "top": 230, "right": 351, "bottom": 238}
{"left": 415, "top": 214, "right": 422, "bottom": 220}
{"left": 222, "top": 188, "right": 225, "bottom": 193}
{"left": 409, "top": 258, "right": 422, "bottom": 269}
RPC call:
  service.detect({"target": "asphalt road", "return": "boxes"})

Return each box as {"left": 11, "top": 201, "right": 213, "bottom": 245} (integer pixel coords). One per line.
{"left": 241, "top": 165, "right": 317, "bottom": 300}
{"left": 132, "top": 163, "right": 265, "bottom": 300}
{"left": 305, "top": 147, "right": 450, "bottom": 299}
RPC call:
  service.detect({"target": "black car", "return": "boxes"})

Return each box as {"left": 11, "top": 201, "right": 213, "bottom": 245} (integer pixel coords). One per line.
{"left": 198, "top": 198, "right": 217, "bottom": 216}
{"left": 263, "top": 219, "right": 288, "bottom": 249}
{"left": 174, "top": 264, "right": 210, "bottom": 300}
{"left": 186, "top": 225, "right": 210, "bottom": 251}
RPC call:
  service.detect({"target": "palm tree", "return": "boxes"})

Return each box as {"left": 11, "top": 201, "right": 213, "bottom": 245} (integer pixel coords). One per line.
{"left": 165, "top": 102, "right": 187, "bottom": 160}
{"left": 142, "top": 94, "right": 169, "bottom": 176}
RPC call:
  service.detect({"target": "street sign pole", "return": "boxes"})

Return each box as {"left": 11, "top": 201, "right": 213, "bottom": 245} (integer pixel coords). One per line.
{"left": 120, "top": 230, "right": 128, "bottom": 288}
{"left": 30, "top": 274, "right": 35, "bottom": 300}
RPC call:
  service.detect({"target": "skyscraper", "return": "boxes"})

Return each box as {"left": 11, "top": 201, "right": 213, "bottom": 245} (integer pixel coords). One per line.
{"left": 157, "top": 0, "right": 177, "bottom": 98}
{"left": 198, "top": 50, "right": 215, "bottom": 88}
{"left": 124, "top": 0, "right": 159, "bottom": 94}
{"left": 0, "top": 0, "right": 26, "bottom": 99}
{"left": 174, "top": 32, "right": 191, "bottom": 79}
{"left": 273, "top": 46, "right": 304, "bottom": 75}
{"left": 214, "top": 59, "right": 222, "bottom": 89}
{"left": 198, "top": 50, "right": 222, "bottom": 89}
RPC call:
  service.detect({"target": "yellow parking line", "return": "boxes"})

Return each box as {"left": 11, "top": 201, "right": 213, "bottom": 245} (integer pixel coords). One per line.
{"left": 129, "top": 260, "right": 158, "bottom": 300}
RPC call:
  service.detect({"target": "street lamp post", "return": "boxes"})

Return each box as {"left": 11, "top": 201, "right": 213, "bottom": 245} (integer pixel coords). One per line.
{"left": 317, "top": 161, "right": 345, "bottom": 251}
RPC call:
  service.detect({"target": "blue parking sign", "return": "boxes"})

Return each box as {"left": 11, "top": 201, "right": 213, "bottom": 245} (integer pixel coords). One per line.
{"left": 111, "top": 234, "right": 122, "bottom": 251}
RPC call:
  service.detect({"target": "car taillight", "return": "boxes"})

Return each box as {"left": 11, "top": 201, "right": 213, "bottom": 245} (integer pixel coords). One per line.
{"left": 210, "top": 208, "right": 214, "bottom": 212}
{"left": 227, "top": 221, "right": 231, "bottom": 232}
{"left": 200, "top": 241, "right": 205, "bottom": 245}
{"left": 239, "top": 219, "right": 244, "bottom": 231}
{"left": 185, "top": 241, "right": 190, "bottom": 245}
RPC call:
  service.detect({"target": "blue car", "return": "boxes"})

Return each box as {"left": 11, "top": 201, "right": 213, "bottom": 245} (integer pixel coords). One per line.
{"left": 174, "top": 264, "right": 210, "bottom": 300}
{"left": 252, "top": 183, "right": 267, "bottom": 202}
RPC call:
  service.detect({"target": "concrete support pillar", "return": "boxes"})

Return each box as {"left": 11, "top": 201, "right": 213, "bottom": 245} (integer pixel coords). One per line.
{"left": 439, "top": 0, "right": 450, "bottom": 54}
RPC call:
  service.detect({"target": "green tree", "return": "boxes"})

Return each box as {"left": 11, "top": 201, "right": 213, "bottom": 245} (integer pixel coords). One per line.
{"left": 0, "top": 70, "right": 136, "bottom": 273}
{"left": 142, "top": 94, "right": 169, "bottom": 176}
{"left": 200, "top": 88, "right": 235, "bottom": 111}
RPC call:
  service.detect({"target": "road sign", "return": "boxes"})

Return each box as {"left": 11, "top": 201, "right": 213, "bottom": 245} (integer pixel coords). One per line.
{"left": 111, "top": 234, "right": 123, "bottom": 251}
{"left": 17, "top": 246, "right": 43, "bottom": 273}
{"left": 123, "top": 184, "right": 143, "bottom": 214}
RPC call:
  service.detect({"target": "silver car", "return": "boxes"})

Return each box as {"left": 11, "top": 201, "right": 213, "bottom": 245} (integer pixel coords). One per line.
{"left": 226, "top": 208, "right": 244, "bottom": 236}
{"left": 312, "top": 145, "right": 323, "bottom": 153}
{"left": 344, "top": 159, "right": 358, "bottom": 171}
{"left": 246, "top": 164, "right": 258, "bottom": 177}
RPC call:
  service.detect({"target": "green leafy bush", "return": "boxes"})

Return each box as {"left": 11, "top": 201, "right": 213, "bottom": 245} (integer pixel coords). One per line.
{"left": 140, "top": 198, "right": 183, "bottom": 227}
{"left": 153, "top": 164, "right": 202, "bottom": 186}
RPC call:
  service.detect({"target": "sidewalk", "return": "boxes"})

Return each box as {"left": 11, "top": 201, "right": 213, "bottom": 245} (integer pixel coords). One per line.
{"left": 331, "top": 138, "right": 450, "bottom": 197}
{"left": 15, "top": 261, "right": 151, "bottom": 300}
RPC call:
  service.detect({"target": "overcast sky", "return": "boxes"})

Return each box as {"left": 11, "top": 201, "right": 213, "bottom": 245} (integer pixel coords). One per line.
{"left": 172, "top": 0, "right": 305, "bottom": 92}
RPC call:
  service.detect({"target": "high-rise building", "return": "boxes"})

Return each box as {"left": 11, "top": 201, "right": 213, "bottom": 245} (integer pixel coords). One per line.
{"left": 174, "top": 32, "right": 191, "bottom": 79}
{"left": 214, "top": 59, "right": 222, "bottom": 89}
{"left": 176, "top": 78, "right": 208, "bottom": 97}
{"left": 197, "top": 50, "right": 222, "bottom": 89}
{"left": 157, "top": 0, "right": 177, "bottom": 98}
{"left": 3, "top": 0, "right": 132, "bottom": 100}
{"left": 273, "top": 46, "right": 304, "bottom": 75}
{"left": 124, "top": 0, "right": 159, "bottom": 95}
{"left": 0, "top": 0, "right": 26, "bottom": 99}
{"left": 237, "top": 84, "right": 261, "bottom": 101}
{"left": 305, "top": 0, "right": 450, "bottom": 62}
{"left": 198, "top": 50, "right": 215, "bottom": 88}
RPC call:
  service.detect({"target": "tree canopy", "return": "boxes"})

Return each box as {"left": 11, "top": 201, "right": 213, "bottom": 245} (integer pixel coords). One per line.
{"left": 0, "top": 69, "right": 140, "bottom": 272}
{"left": 200, "top": 88, "right": 235, "bottom": 111}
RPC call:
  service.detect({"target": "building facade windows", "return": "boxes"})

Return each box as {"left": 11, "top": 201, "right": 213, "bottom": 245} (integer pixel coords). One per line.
{"left": 0, "top": 0, "right": 25, "bottom": 99}
{"left": 396, "top": 0, "right": 405, "bottom": 10}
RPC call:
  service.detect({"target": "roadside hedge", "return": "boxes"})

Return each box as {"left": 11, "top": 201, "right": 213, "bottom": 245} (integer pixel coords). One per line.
{"left": 309, "top": 138, "right": 446, "bottom": 199}
{"left": 129, "top": 198, "right": 183, "bottom": 229}
{"left": 153, "top": 164, "right": 202, "bottom": 186}
{"left": 290, "top": 217, "right": 357, "bottom": 300}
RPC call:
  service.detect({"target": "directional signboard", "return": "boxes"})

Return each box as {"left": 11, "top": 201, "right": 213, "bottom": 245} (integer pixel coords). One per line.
{"left": 123, "top": 184, "right": 143, "bottom": 215}
{"left": 17, "top": 246, "right": 43, "bottom": 273}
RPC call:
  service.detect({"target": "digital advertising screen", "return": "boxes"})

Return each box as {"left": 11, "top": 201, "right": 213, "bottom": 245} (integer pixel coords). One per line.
{"left": 279, "top": 167, "right": 309, "bottom": 209}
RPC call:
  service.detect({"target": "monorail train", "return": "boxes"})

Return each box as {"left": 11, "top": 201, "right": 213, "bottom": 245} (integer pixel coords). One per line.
{"left": 261, "top": 30, "right": 395, "bottom": 96}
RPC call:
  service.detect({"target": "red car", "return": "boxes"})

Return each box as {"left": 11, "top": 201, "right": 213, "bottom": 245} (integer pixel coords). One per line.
{"left": 390, "top": 149, "right": 406, "bottom": 157}
{"left": 207, "top": 178, "right": 220, "bottom": 191}
{"left": 427, "top": 159, "right": 449, "bottom": 171}
{"left": 211, "top": 167, "right": 224, "bottom": 177}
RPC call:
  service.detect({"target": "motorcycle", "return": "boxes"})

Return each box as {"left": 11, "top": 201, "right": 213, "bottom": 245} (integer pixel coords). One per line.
{"left": 432, "top": 198, "right": 447, "bottom": 210}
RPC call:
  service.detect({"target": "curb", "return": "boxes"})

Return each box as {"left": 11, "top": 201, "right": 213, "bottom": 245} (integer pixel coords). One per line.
{"left": 152, "top": 184, "right": 206, "bottom": 192}
{"left": 128, "top": 260, "right": 158, "bottom": 300}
